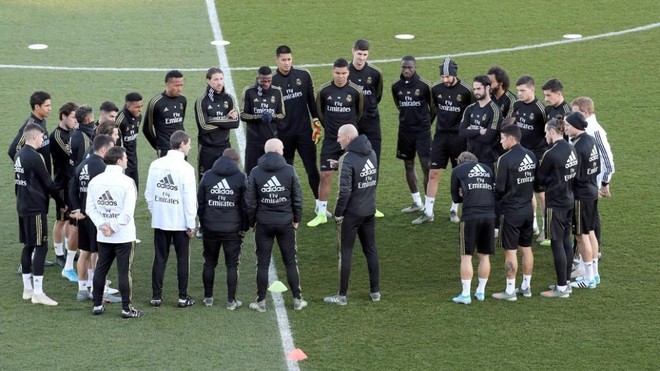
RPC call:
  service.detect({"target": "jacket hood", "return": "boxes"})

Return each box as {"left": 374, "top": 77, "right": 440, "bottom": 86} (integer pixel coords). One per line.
{"left": 257, "top": 151, "right": 287, "bottom": 172}
{"left": 211, "top": 156, "right": 241, "bottom": 176}
{"left": 346, "top": 134, "right": 373, "bottom": 157}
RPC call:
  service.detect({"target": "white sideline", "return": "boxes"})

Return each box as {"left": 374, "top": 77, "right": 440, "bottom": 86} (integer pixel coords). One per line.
{"left": 204, "top": 2, "right": 300, "bottom": 371}
{"left": 1, "top": 22, "right": 658, "bottom": 72}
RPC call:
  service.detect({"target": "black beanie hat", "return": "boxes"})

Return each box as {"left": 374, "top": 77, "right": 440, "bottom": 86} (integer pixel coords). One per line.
{"left": 565, "top": 112, "right": 588, "bottom": 131}
{"left": 440, "top": 58, "right": 458, "bottom": 76}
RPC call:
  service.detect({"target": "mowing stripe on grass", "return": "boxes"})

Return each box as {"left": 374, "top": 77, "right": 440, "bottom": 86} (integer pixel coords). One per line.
{"left": 204, "top": 1, "right": 300, "bottom": 371}
{"left": 1, "top": 22, "right": 658, "bottom": 72}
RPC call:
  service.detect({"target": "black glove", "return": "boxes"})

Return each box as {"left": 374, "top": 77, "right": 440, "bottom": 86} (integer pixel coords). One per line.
{"left": 261, "top": 111, "right": 273, "bottom": 124}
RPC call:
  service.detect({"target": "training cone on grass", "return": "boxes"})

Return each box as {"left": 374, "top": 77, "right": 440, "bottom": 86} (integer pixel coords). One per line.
{"left": 287, "top": 348, "right": 308, "bottom": 361}
{"left": 268, "top": 280, "right": 288, "bottom": 293}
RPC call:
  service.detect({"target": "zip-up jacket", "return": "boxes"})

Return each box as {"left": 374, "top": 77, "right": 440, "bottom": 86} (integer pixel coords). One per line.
{"left": 144, "top": 150, "right": 197, "bottom": 230}
{"left": 272, "top": 67, "right": 319, "bottom": 137}
{"left": 585, "top": 114, "right": 615, "bottom": 185}
{"left": 537, "top": 139, "right": 578, "bottom": 209}
{"left": 14, "top": 145, "right": 63, "bottom": 216}
{"left": 85, "top": 165, "right": 137, "bottom": 243}
{"left": 8, "top": 114, "right": 51, "bottom": 175}
{"left": 195, "top": 85, "right": 239, "bottom": 148}
{"left": 246, "top": 152, "right": 302, "bottom": 227}
{"left": 68, "top": 154, "right": 106, "bottom": 213}
{"left": 459, "top": 101, "right": 502, "bottom": 165}
{"left": 115, "top": 108, "right": 141, "bottom": 170}
{"left": 197, "top": 156, "right": 248, "bottom": 233}
{"left": 240, "top": 84, "right": 285, "bottom": 145}
{"left": 450, "top": 160, "right": 495, "bottom": 222}
{"left": 391, "top": 72, "right": 435, "bottom": 133}
{"left": 495, "top": 143, "right": 536, "bottom": 215}
{"left": 70, "top": 123, "right": 95, "bottom": 168}
{"left": 335, "top": 134, "right": 378, "bottom": 218}
{"left": 143, "top": 92, "right": 187, "bottom": 152}
{"left": 432, "top": 79, "right": 474, "bottom": 133}
{"left": 571, "top": 132, "right": 600, "bottom": 201}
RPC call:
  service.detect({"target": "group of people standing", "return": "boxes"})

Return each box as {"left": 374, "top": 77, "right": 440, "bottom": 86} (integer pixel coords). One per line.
{"left": 10, "top": 38, "right": 615, "bottom": 317}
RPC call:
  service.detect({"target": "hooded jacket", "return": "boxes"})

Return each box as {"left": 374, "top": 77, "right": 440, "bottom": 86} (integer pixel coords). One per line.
{"left": 335, "top": 134, "right": 378, "bottom": 218}
{"left": 197, "top": 156, "right": 248, "bottom": 233}
{"left": 246, "top": 152, "right": 302, "bottom": 226}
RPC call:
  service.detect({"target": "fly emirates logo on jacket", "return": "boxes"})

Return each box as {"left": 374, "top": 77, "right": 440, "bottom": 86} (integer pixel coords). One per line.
{"left": 208, "top": 179, "right": 235, "bottom": 208}
{"left": 154, "top": 173, "right": 180, "bottom": 204}
{"left": 261, "top": 176, "right": 288, "bottom": 204}
{"left": 358, "top": 159, "right": 377, "bottom": 189}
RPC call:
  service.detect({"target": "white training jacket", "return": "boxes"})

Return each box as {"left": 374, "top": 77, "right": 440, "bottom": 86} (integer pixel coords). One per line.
{"left": 85, "top": 165, "right": 137, "bottom": 244}
{"left": 144, "top": 149, "right": 197, "bottom": 231}
{"left": 585, "top": 114, "right": 615, "bottom": 186}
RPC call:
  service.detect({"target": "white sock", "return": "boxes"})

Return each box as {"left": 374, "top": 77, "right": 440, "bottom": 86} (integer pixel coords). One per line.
{"left": 87, "top": 269, "right": 94, "bottom": 288}
{"left": 64, "top": 237, "right": 69, "bottom": 250}
{"left": 585, "top": 263, "right": 594, "bottom": 282}
{"left": 476, "top": 278, "right": 487, "bottom": 293}
{"left": 541, "top": 216, "right": 546, "bottom": 231}
{"left": 450, "top": 203, "right": 459, "bottom": 213}
{"left": 317, "top": 201, "right": 327, "bottom": 215}
{"left": 78, "top": 280, "right": 87, "bottom": 290}
{"left": 54, "top": 242, "right": 64, "bottom": 256}
{"left": 64, "top": 250, "right": 76, "bottom": 270}
{"left": 593, "top": 259, "right": 599, "bottom": 278}
{"left": 579, "top": 256, "right": 586, "bottom": 272}
{"left": 423, "top": 197, "right": 435, "bottom": 216}
{"left": 22, "top": 274, "right": 33, "bottom": 290}
{"left": 411, "top": 192, "right": 422, "bottom": 206}
{"left": 315, "top": 199, "right": 321, "bottom": 212}
{"left": 557, "top": 285, "right": 567, "bottom": 292}
{"left": 505, "top": 278, "right": 515, "bottom": 295}
{"left": 461, "top": 279, "right": 471, "bottom": 296}
{"left": 532, "top": 215, "right": 539, "bottom": 231}
{"left": 521, "top": 275, "right": 532, "bottom": 290}
{"left": 33, "top": 276, "right": 44, "bottom": 295}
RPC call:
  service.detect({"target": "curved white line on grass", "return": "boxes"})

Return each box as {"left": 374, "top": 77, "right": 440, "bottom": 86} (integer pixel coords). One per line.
{"left": 204, "top": 2, "right": 299, "bottom": 371}
{"left": 1, "top": 22, "right": 657, "bottom": 72}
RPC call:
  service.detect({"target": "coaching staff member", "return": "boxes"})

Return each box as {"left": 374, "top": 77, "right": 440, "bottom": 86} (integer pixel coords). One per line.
{"left": 86, "top": 146, "right": 143, "bottom": 318}
{"left": 246, "top": 139, "right": 306, "bottom": 312}
{"left": 449, "top": 152, "right": 495, "bottom": 304}
{"left": 15, "top": 123, "right": 65, "bottom": 306}
{"left": 324, "top": 124, "right": 380, "bottom": 306}
{"left": 197, "top": 148, "right": 247, "bottom": 310}
{"left": 145, "top": 130, "right": 197, "bottom": 308}
{"left": 143, "top": 70, "right": 187, "bottom": 157}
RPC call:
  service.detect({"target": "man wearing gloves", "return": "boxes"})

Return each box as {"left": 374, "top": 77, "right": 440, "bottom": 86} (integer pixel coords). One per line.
{"left": 145, "top": 130, "right": 197, "bottom": 308}
{"left": 324, "top": 124, "right": 380, "bottom": 306}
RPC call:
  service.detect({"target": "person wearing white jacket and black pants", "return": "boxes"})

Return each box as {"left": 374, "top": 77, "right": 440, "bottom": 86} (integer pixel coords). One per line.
{"left": 145, "top": 130, "right": 198, "bottom": 308}
{"left": 86, "top": 147, "right": 143, "bottom": 318}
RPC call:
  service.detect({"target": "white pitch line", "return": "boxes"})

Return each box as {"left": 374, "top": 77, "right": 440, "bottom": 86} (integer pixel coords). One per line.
{"left": 204, "top": 2, "right": 299, "bottom": 371}
{"left": 1, "top": 22, "right": 658, "bottom": 73}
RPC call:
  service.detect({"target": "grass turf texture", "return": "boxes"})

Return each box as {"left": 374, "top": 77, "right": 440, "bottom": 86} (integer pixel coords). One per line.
{"left": 0, "top": 0, "right": 659, "bottom": 369}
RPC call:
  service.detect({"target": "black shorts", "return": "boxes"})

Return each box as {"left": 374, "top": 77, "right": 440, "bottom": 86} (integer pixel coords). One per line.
{"left": 78, "top": 217, "right": 98, "bottom": 253}
{"left": 320, "top": 141, "right": 343, "bottom": 171}
{"left": 430, "top": 131, "right": 465, "bottom": 169}
{"left": 198, "top": 144, "right": 229, "bottom": 176}
{"left": 545, "top": 207, "right": 572, "bottom": 241}
{"left": 499, "top": 212, "right": 533, "bottom": 250}
{"left": 19, "top": 213, "right": 48, "bottom": 246}
{"left": 459, "top": 218, "right": 495, "bottom": 256}
{"left": 396, "top": 130, "right": 431, "bottom": 160}
{"left": 574, "top": 199, "right": 598, "bottom": 235}
{"left": 56, "top": 189, "right": 69, "bottom": 220}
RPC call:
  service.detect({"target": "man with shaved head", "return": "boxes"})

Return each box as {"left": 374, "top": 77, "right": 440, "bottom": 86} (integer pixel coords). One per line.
{"left": 324, "top": 124, "right": 380, "bottom": 306}
{"left": 246, "top": 138, "right": 306, "bottom": 312}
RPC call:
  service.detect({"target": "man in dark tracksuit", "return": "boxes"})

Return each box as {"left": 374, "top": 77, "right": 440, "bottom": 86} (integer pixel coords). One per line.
{"left": 246, "top": 139, "right": 305, "bottom": 312}
{"left": 143, "top": 70, "right": 187, "bottom": 158}
{"left": 449, "top": 152, "right": 495, "bottom": 304}
{"left": 537, "top": 118, "right": 578, "bottom": 298}
{"left": 324, "top": 124, "right": 380, "bottom": 306}
{"left": 240, "top": 66, "right": 286, "bottom": 174}
{"left": 197, "top": 149, "right": 247, "bottom": 310}
{"left": 115, "top": 92, "right": 143, "bottom": 188}
{"left": 15, "top": 123, "right": 65, "bottom": 306}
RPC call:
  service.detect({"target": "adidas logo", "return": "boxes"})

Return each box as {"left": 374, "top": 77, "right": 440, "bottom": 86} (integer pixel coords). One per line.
{"left": 565, "top": 152, "right": 578, "bottom": 169}
{"left": 211, "top": 179, "right": 234, "bottom": 195}
{"left": 518, "top": 154, "right": 536, "bottom": 172}
{"left": 97, "top": 190, "right": 118, "bottom": 206}
{"left": 468, "top": 163, "right": 490, "bottom": 178}
{"left": 163, "top": 107, "right": 169, "bottom": 112}
{"left": 157, "top": 174, "right": 178, "bottom": 191}
{"left": 360, "top": 159, "right": 377, "bottom": 177}
{"left": 79, "top": 164, "right": 90, "bottom": 181}
{"left": 261, "top": 176, "right": 285, "bottom": 192}
{"left": 14, "top": 158, "right": 24, "bottom": 174}
{"left": 589, "top": 146, "right": 599, "bottom": 162}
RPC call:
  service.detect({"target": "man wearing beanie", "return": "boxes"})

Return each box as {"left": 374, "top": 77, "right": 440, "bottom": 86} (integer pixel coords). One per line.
{"left": 412, "top": 58, "right": 474, "bottom": 225}
{"left": 564, "top": 112, "right": 601, "bottom": 289}
{"left": 240, "top": 66, "right": 286, "bottom": 174}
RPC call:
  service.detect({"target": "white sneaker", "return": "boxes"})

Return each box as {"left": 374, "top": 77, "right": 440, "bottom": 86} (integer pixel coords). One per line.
{"left": 401, "top": 203, "right": 423, "bottom": 213}
{"left": 31, "top": 293, "right": 58, "bottom": 306}
{"left": 22, "top": 289, "right": 34, "bottom": 300}
{"left": 104, "top": 284, "right": 119, "bottom": 295}
{"left": 449, "top": 210, "right": 460, "bottom": 223}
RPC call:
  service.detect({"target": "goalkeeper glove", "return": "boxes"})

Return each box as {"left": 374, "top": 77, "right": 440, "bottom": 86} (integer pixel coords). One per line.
{"left": 311, "top": 120, "right": 322, "bottom": 145}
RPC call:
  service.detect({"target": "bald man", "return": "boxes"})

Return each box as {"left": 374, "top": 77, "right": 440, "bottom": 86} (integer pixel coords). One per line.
{"left": 325, "top": 124, "right": 380, "bottom": 305}
{"left": 246, "top": 138, "right": 306, "bottom": 312}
